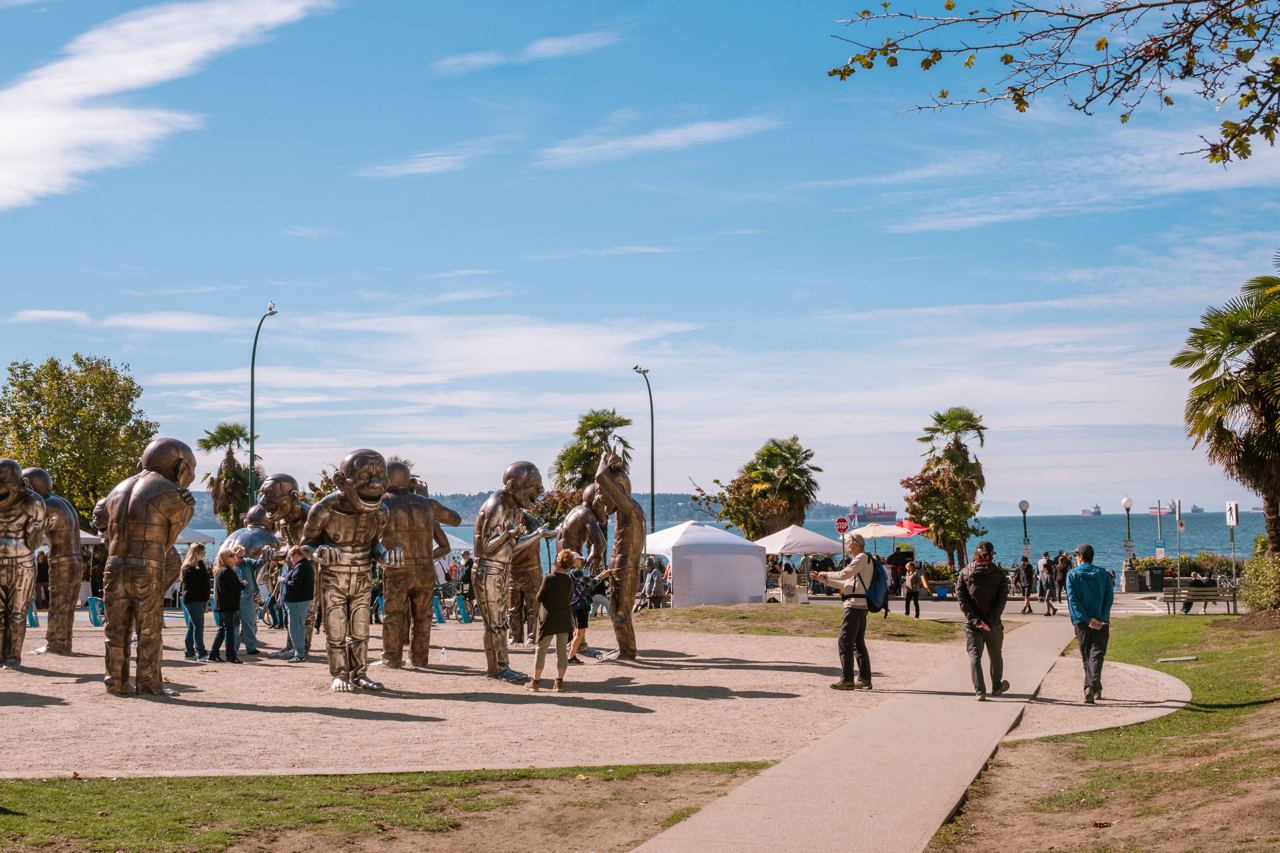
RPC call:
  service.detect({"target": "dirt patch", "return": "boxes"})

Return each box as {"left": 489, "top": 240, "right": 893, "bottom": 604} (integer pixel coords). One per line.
{"left": 230, "top": 769, "right": 752, "bottom": 853}
{"left": 1215, "top": 609, "right": 1280, "bottom": 631}
{"left": 931, "top": 701, "right": 1280, "bottom": 852}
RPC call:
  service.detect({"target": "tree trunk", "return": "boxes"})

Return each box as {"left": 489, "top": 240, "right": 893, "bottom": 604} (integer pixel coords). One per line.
{"left": 1264, "top": 492, "right": 1280, "bottom": 557}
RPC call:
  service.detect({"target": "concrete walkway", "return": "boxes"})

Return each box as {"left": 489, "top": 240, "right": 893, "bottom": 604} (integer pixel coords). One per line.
{"left": 636, "top": 618, "right": 1076, "bottom": 853}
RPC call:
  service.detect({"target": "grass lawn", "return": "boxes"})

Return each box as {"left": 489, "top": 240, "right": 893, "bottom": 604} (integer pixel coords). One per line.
{"left": 931, "top": 615, "right": 1280, "bottom": 851}
{"left": 0, "top": 762, "right": 769, "bottom": 852}
{"left": 635, "top": 603, "right": 960, "bottom": 643}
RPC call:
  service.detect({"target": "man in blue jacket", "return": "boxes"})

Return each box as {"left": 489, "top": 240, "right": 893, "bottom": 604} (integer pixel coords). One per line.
{"left": 1065, "top": 543, "right": 1113, "bottom": 704}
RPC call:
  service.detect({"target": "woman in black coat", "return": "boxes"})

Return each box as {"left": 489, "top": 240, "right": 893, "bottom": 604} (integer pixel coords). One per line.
{"left": 526, "top": 549, "right": 577, "bottom": 693}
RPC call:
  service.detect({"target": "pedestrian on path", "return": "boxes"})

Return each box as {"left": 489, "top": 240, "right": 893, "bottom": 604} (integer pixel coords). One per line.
{"left": 526, "top": 549, "right": 575, "bottom": 693}
{"left": 903, "top": 561, "right": 927, "bottom": 618}
{"left": 813, "top": 533, "right": 874, "bottom": 690}
{"left": 208, "top": 545, "right": 247, "bottom": 664}
{"left": 956, "top": 541, "right": 1009, "bottom": 701}
{"left": 1054, "top": 552, "right": 1071, "bottom": 603}
{"left": 780, "top": 562, "right": 798, "bottom": 604}
{"left": 1016, "top": 556, "right": 1035, "bottom": 615}
{"left": 279, "top": 546, "right": 314, "bottom": 663}
{"left": 1065, "top": 544, "right": 1113, "bottom": 704}
{"left": 180, "top": 544, "right": 211, "bottom": 660}
{"left": 1038, "top": 557, "right": 1058, "bottom": 617}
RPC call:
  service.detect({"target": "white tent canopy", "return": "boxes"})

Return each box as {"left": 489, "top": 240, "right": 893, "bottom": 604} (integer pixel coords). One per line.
{"left": 753, "top": 525, "right": 844, "bottom": 556}
{"left": 446, "top": 531, "right": 469, "bottom": 551}
{"left": 645, "top": 521, "right": 766, "bottom": 607}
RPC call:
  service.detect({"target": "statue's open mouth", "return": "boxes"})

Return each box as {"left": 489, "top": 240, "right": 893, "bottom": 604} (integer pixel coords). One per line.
{"left": 354, "top": 488, "right": 384, "bottom": 511}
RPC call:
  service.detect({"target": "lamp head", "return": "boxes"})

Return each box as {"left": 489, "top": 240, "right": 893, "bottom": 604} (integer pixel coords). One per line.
{"left": 266, "top": 301, "right": 278, "bottom": 317}
{"left": 1017, "top": 499, "right": 1029, "bottom": 514}
{"left": 633, "top": 365, "right": 648, "bottom": 375}
{"left": 1121, "top": 495, "right": 1133, "bottom": 512}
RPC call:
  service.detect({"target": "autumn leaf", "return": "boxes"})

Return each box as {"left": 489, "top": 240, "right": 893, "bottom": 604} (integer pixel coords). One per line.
{"left": 1095, "top": 37, "right": 1108, "bottom": 51}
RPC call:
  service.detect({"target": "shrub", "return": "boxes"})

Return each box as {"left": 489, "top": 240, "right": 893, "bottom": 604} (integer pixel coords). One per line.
{"left": 1241, "top": 552, "right": 1280, "bottom": 612}
{"left": 1131, "top": 552, "right": 1239, "bottom": 577}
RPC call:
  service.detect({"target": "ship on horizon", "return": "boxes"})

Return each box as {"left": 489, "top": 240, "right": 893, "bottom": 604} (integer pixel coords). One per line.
{"left": 1149, "top": 502, "right": 1173, "bottom": 516}
{"left": 850, "top": 501, "right": 897, "bottom": 523}
{"left": 1081, "top": 504, "right": 1101, "bottom": 516}
{"left": 1190, "top": 504, "right": 1205, "bottom": 513}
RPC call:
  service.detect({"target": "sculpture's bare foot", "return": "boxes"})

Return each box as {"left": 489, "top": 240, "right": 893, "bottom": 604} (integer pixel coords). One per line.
{"left": 352, "top": 675, "right": 383, "bottom": 690}
{"left": 381, "top": 659, "right": 402, "bottom": 670}
{"left": 330, "top": 677, "right": 353, "bottom": 692}
{"left": 497, "top": 667, "right": 526, "bottom": 684}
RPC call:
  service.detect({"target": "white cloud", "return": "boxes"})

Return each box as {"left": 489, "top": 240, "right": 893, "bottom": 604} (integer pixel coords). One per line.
{"left": 434, "top": 31, "right": 620, "bottom": 76}
{"left": 430, "top": 268, "right": 499, "bottom": 280}
{"left": 523, "top": 245, "right": 676, "bottom": 261}
{"left": 282, "top": 226, "right": 337, "bottom": 238}
{"left": 356, "top": 136, "right": 507, "bottom": 179}
{"left": 126, "top": 284, "right": 244, "bottom": 296}
{"left": 7, "top": 309, "right": 89, "bottom": 324}
{"left": 535, "top": 116, "right": 781, "bottom": 168}
{"left": 8, "top": 308, "right": 231, "bottom": 332}
{"left": 0, "top": 0, "right": 329, "bottom": 212}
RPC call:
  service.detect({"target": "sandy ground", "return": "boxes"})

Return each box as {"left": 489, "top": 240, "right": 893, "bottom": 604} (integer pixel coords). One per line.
{"left": 1005, "top": 659, "right": 1190, "bottom": 741}
{"left": 2, "top": 617, "right": 956, "bottom": 778}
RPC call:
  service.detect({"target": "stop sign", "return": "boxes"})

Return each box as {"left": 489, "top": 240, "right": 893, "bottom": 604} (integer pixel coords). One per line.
{"left": 834, "top": 517, "right": 849, "bottom": 534}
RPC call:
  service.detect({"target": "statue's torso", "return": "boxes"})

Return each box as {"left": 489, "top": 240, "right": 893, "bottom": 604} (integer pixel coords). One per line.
{"left": 381, "top": 490, "right": 436, "bottom": 568}
{"left": 43, "top": 493, "right": 83, "bottom": 564}
{"left": 0, "top": 490, "right": 45, "bottom": 563}
{"left": 103, "top": 472, "right": 193, "bottom": 569}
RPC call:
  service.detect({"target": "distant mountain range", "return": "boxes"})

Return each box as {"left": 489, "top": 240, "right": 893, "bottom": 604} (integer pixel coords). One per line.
{"left": 190, "top": 491, "right": 851, "bottom": 530}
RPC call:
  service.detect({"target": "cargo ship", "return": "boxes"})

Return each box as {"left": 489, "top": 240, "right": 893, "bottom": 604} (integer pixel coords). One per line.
{"left": 850, "top": 502, "right": 897, "bottom": 523}
{"left": 1148, "top": 502, "right": 1173, "bottom": 515}
{"left": 1190, "top": 504, "right": 1204, "bottom": 513}
{"left": 1081, "top": 504, "right": 1101, "bottom": 516}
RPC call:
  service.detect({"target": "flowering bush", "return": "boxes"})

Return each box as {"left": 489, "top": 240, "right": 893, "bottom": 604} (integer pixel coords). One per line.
{"left": 1241, "top": 553, "right": 1280, "bottom": 612}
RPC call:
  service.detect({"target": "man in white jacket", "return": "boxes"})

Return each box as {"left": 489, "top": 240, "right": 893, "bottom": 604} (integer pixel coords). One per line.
{"left": 814, "top": 533, "right": 875, "bottom": 690}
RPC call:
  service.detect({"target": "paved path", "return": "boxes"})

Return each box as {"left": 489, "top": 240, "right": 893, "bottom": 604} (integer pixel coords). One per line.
{"left": 636, "top": 617, "right": 1076, "bottom": 853}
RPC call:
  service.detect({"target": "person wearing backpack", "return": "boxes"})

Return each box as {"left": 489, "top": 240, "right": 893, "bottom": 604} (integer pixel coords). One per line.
{"left": 813, "top": 533, "right": 875, "bottom": 691}
{"left": 956, "top": 541, "right": 1010, "bottom": 701}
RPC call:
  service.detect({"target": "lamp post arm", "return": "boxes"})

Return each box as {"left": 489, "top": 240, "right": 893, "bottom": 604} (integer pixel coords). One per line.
{"left": 248, "top": 310, "right": 272, "bottom": 502}
{"left": 642, "top": 372, "right": 655, "bottom": 534}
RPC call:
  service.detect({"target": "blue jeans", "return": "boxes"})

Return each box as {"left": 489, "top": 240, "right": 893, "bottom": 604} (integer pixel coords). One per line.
{"left": 210, "top": 611, "right": 240, "bottom": 659}
{"left": 183, "top": 599, "right": 208, "bottom": 656}
{"left": 284, "top": 600, "right": 311, "bottom": 659}
{"left": 237, "top": 592, "right": 258, "bottom": 653}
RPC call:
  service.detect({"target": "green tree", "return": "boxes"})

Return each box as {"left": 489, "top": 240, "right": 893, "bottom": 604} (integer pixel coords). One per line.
{"left": 744, "top": 435, "right": 823, "bottom": 528}
{"left": 1172, "top": 253, "right": 1280, "bottom": 555}
{"left": 551, "top": 408, "right": 633, "bottom": 491}
{"left": 692, "top": 435, "right": 822, "bottom": 538}
{"left": 0, "top": 354, "right": 158, "bottom": 527}
{"left": 196, "top": 422, "right": 261, "bottom": 534}
{"left": 904, "top": 407, "right": 988, "bottom": 566}
{"left": 829, "top": 1, "right": 1280, "bottom": 162}
{"left": 305, "top": 463, "right": 340, "bottom": 505}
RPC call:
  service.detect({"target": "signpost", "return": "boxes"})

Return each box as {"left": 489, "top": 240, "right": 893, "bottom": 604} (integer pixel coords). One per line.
{"left": 835, "top": 516, "right": 848, "bottom": 559}
{"left": 1227, "top": 501, "right": 1240, "bottom": 579}
{"left": 1175, "top": 499, "right": 1183, "bottom": 576}
{"left": 1022, "top": 536, "right": 1031, "bottom": 559}
{"left": 1155, "top": 539, "right": 1166, "bottom": 560}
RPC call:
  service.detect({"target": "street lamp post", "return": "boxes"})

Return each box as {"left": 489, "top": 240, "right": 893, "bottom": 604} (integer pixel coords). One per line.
{"left": 248, "top": 301, "right": 278, "bottom": 502}
{"left": 1121, "top": 495, "right": 1134, "bottom": 555}
{"left": 633, "top": 365, "right": 655, "bottom": 534}
{"left": 1018, "top": 499, "right": 1030, "bottom": 559}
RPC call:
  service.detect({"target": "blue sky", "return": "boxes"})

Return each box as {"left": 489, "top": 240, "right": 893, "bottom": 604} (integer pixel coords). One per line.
{"left": 0, "top": 0, "right": 1276, "bottom": 515}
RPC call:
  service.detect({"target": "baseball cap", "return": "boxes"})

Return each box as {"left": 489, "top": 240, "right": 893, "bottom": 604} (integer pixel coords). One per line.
{"left": 976, "top": 540, "right": 995, "bottom": 555}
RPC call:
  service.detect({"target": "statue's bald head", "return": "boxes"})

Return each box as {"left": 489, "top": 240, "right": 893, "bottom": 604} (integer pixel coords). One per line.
{"left": 258, "top": 473, "right": 300, "bottom": 513}
{"left": 22, "top": 467, "right": 52, "bottom": 498}
{"left": 139, "top": 438, "right": 196, "bottom": 489}
{"left": 337, "top": 448, "right": 388, "bottom": 511}
{"left": 244, "top": 504, "right": 269, "bottom": 528}
{"left": 502, "top": 461, "right": 543, "bottom": 510}
{"left": 386, "top": 461, "right": 412, "bottom": 492}
{"left": 0, "top": 459, "right": 25, "bottom": 507}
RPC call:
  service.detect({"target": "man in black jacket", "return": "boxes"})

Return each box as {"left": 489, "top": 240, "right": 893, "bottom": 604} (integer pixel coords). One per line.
{"left": 957, "top": 541, "right": 1009, "bottom": 701}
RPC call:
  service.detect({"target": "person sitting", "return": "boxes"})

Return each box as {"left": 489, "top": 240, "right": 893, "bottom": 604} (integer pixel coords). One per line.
{"left": 1182, "top": 571, "right": 1209, "bottom": 615}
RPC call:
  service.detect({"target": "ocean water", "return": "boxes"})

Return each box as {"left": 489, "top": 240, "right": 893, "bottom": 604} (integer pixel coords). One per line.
{"left": 801, "top": 511, "right": 1262, "bottom": 570}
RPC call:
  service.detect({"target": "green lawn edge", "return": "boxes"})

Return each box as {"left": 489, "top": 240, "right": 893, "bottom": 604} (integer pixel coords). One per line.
{"left": 635, "top": 603, "right": 960, "bottom": 643}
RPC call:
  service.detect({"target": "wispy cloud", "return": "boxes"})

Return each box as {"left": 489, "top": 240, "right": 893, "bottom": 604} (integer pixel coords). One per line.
{"left": 791, "top": 158, "right": 990, "bottom": 190}
{"left": 282, "top": 226, "right": 337, "bottom": 238}
{"left": 126, "top": 284, "right": 245, "bottom": 297}
{"left": 0, "top": 0, "right": 329, "bottom": 212}
{"left": 523, "top": 245, "right": 676, "bottom": 261}
{"left": 356, "top": 136, "right": 506, "bottom": 179}
{"left": 434, "top": 31, "right": 621, "bottom": 76}
{"left": 7, "top": 308, "right": 231, "bottom": 333}
{"left": 430, "top": 268, "right": 499, "bottom": 280}
{"left": 356, "top": 287, "right": 514, "bottom": 307}
{"left": 536, "top": 116, "right": 781, "bottom": 168}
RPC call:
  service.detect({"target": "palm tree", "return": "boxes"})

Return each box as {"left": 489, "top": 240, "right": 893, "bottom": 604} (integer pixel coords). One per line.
{"left": 911, "top": 407, "right": 988, "bottom": 565}
{"left": 197, "top": 422, "right": 257, "bottom": 533}
{"left": 918, "top": 406, "right": 987, "bottom": 496}
{"left": 744, "top": 435, "right": 822, "bottom": 528}
{"left": 1172, "top": 255, "right": 1280, "bottom": 554}
{"left": 551, "top": 408, "right": 633, "bottom": 492}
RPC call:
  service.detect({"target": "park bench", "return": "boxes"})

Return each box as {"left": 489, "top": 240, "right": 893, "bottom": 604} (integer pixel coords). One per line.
{"left": 1161, "top": 584, "right": 1238, "bottom": 615}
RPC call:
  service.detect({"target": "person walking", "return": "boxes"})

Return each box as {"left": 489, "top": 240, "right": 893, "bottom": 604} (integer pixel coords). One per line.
{"left": 1054, "top": 552, "right": 1071, "bottom": 603}
{"left": 279, "top": 546, "right": 315, "bottom": 663}
{"left": 208, "top": 545, "right": 247, "bottom": 664}
{"left": 1038, "top": 557, "right": 1058, "bottom": 616}
{"left": 1016, "top": 556, "right": 1036, "bottom": 615}
{"left": 568, "top": 558, "right": 592, "bottom": 664}
{"left": 813, "top": 533, "right": 874, "bottom": 690}
{"left": 1066, "top": 544, "right": 1113, "bottom": 704}
{"left": 642, "top": 557, "right": 666, "bottom": 610}
{"left": 903, "top": 561, "right": 928, "bottom": 618}
{"left": 527, "top": 549, "right": 575, "bottom": 692}
{"left": 180, "top": 543, "right": 211, "bottom": 660}
{"left": 956, "top": 541, "right": 1009, "bottom": 701}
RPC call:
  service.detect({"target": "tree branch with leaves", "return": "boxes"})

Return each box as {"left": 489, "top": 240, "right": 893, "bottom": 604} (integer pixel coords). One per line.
{"left": 830, "top": 1, "right": 1280, "bottom": 161}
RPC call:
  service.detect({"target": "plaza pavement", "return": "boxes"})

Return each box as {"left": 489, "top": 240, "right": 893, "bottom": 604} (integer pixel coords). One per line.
{"left": 637, "top": 616, "right": 1167, "bottom": 853}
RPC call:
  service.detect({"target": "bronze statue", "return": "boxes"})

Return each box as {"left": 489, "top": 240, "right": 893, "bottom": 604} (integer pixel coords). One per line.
{"left": 100, "top": 438, "right": 196, "bottom": 695}
{"left": 258, "top": 473, "right": 315, "bottom": 655}
{"left": 380, "top": 462, "right": 451, "bottom": 669}
{"left": 472, "top": 461, "right": 553, "bottom": 681}
{"left": 24, "top": 468, "right": 83, "bottom": 656}
{"left": 556, "top": 483, "right": 607, "bottom": 570}
{"left": 302, "top": 449, "right": 402, "bottom": 691}
{"left": 508, "top": 511, "right": 545, "bottom": 645}
{"left": 0, "top": 460, "right": 46, "bottom": 669}
{"left": 595, "top": 447, "right": 646, "bottom": 660}
{"left": 222, "top": 504, "right": 279, "bottom": 559}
